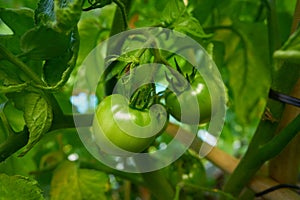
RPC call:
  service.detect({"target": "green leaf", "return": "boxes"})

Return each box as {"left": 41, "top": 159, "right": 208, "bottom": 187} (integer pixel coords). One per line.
{"left": 20, "top": 26, "right": 70, "bottom": 60}
{"left": 3, "top": 101, "right": 25, "bottom": 132}
{"left": 31, "top": 0, "right": 81, "bottom": 87}
{"left": 162, "top": 0, "right": 186, "bottom": 24}
{"left": 162, "top": 0, "right": 209, "bottom": 38}
{"left": 0, "top": 8, "right": 35, "bottom": 54}
{"left": 0, "top": 173, "right": 44, "bottom": 200}
{"left": 0, "top": 8, "right": 34, "bottom": 37}
{"left": 78, "top": 169, "right": 109, "bottom": 200}
{"left": 50, "top": 161, "right": 81, "bottom": 200}
{"left": 173, "top": 16, "right": 210, "bottom": 38}
{"left": 188, "top": 0, "right": 216, "bottom": 24}
{"left": 19, "top": 92, "right": 53, "bottom": 156}
{"left": 43, "top": 53, "right": 71, "bottom": 85}
{"left": 225, "top": 22, "right": 271, "bottom": 126}
{"left": 50, "top": 161, "right": 109, "bottom": 200}
{"left": 0, "top": 62, "right": 28, "bottom": 95}
{"left": 0, "top": 67, "right": 23, "bottom": 87}
{"left": 42, "top": 28, "right": 80, "bottom": 87}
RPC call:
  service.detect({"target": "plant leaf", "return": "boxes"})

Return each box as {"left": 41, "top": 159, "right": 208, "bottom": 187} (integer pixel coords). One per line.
{"left": 42, "top": 28, "right": 79, "bottom": 87}
{"left": 19, "top": 92, "right": 53, "bottom": 156}
{"left": 50, "top": 161, "right": 109, "bottom": 200}
{"left": 50, "top": 161, "right": 81, "bottom": 200}
{"left": 29, "top": 0, "right": 82, "bottom": 86}
{"left": 0, "top": 8, "right": 35, "bottom": 54}
{"left": 162, "top": 0, "right": 209, "bottom": 38}
{"left": 0, "top": 8, "right": 34, "bottom": 37}
{"left": 20, "top": 26, "right": 70, "bottom": 60}
{"left": 78, "top": 169, "right": 109, "bottom": 200}
{"left": 222, "top": 22, "right": 271, "bottom": 126}
{"left": 0, "top": 173, "right": 44, "bottom": 200}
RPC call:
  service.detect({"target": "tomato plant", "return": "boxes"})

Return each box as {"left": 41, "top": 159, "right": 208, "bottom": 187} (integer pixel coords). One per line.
{"left": 0, "top": 0, "right": 300, "bottom": 200}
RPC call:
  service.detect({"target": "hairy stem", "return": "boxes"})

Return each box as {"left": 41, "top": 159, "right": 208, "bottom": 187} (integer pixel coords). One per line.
{"left": 222, "top": 114, "right": 300, "bottom": 197}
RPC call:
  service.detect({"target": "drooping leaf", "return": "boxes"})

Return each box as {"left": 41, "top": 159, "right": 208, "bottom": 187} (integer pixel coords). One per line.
{"left": 42, "top": 28, "right": 79, "bottom": 86}
{"left": 0, "top": 8, "right": 34, "bottom": 37}
{"left": 17, "top": 92, "right": 53, "bottom": 156}
{"left": 0, "top": 173, "right": 44, "bottom": 200}
{"left": 50, "top": 161, "right": 109, "bottom": 200}
{"left": 43, "top": 55, "right": 71, "bottom": 85}
{"left": 20, "top": 26, "right": 70, "bottom": 60}
{"left": 0, "top": 8, "right": 35, "bottom": 54}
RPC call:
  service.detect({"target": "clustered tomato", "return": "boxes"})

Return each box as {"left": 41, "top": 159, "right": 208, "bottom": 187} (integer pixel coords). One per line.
{"left": 165, "top": 75, "right": 211, "bottom": 124}
{"left": 92, "top": 68, "right": 213, "bottom": 153}
{"left": 92, "top": 94, "right": 167, "bottom": 154}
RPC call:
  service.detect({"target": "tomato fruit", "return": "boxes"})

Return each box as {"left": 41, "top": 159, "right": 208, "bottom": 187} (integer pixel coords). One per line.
{"left": 92, "top": 94, "right": 168, "bottom": 154}
{"left": 165, "top": 75, "right": 211, "bottom": 124}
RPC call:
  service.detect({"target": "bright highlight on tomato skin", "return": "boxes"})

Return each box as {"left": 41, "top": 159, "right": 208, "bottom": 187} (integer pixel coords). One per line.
{"left": 92, "top": 94, "right": 168, "bottom": 154}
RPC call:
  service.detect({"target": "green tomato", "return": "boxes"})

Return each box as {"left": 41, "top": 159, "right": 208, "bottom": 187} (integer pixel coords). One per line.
{"left": 92, "top": 94, "right": 168, "bottom": 154}
{"left": 165, "top": 75, "right": 211, "bottom": 124}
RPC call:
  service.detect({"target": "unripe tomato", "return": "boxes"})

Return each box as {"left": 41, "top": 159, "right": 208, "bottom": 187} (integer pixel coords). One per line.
{"left": 92, "top": 94, "right": 168, "bottom": 154}
{"left": 165, "top": 75, "right": 211, "bottom": 124}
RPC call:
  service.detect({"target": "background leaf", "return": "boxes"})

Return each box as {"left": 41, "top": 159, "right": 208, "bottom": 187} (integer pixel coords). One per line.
{"left": 50, "top": 161, "right": 81, "bottom": 200}
{"left": 50, "top": 161, "right": 109, "bottom": 200}
{"left": 0, "top": 173, "right": 44, "bottom": 200}
{"left": 77, "top": 169, "right": 109, "bottom": 200}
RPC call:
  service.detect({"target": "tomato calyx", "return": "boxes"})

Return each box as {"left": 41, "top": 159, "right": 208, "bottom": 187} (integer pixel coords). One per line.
{"left": 129, "top": 83, "right": 156, "bottom": 111}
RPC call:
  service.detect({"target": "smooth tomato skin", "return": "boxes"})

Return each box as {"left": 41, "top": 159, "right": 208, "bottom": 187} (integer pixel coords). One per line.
{"left": 165, "top": 76, "right": 211, "bottom": 124}
{"left": 92, "top": 94, "right": 167, "bottom": 154}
